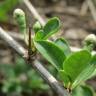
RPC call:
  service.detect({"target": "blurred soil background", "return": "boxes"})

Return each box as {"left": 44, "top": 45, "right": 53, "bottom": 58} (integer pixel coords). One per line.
{"left": 0, "top": 0, "right": 96, "bottom": 96}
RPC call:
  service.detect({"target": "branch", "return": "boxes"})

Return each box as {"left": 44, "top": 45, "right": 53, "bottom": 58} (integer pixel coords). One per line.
{"left": 23, "top": 0, "right": 45, "bottom": 26}
{"left": 80, "top": 0, "right": 88, "bottom": 16}
{"left": 8, "top": 31, "right": 24, "bottom": 40}
{"left": 87, "top": 0, "right": 96, "bottom": 23}
{"left": 0, "top": 27, "right": 70, "bottom": 96}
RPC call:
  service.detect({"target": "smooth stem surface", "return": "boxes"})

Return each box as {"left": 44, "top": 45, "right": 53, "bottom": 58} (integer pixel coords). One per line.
{"left": 23, "top": 0, "right": 45, "bottom": 26}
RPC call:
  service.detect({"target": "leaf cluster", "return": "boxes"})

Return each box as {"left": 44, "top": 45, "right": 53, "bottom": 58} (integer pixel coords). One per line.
{"left": 32, "top": 17, "right": 96, "bottom": 90}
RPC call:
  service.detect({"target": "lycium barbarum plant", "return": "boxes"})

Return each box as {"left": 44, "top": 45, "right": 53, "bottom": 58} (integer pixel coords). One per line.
{"left": 14, "top": 8, "right": 96, "bottom": 91}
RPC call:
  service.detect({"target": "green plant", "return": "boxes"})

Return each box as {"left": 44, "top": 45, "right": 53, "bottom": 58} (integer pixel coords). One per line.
{"left": 14, "top": 8, "right": 96, "bottom": 93}
{"left": 34, "top": 24, "right": 96, "bottom": 90}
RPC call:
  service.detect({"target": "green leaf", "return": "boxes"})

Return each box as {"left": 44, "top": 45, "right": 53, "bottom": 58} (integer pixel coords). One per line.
{"left": 72, "top": 54, "right": 96, "bottom": 89}
{"left": 72, "top": 85, "right": 94, "bottom": 96}
{"left": 33, "top": 21, "right": 42, "bottom": 33}
{"left": 43, "top": 17, "right": 60, "bottom": 39}
{"left": 63, "top": 50, "right": 91, "bottom": 84}
{"left": 34, "top": 40, "right": 66, "bottom": 69}
{"left": 34, "top": 30, "right": 44, "bottom": 40}
{"left": 34, "top": 17, "right": 60, "bottom": 40}
{"left": 55, "top": 38, "right": 71, "bottom": 56}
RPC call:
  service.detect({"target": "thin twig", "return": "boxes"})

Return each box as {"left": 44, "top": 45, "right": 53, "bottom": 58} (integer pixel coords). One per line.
{"left": 0, "top": 29, "right": 25, "bottom": 56}
{"left": 80, "top": 0, "right": 88, "bottom": 16}
{"left": 8, "top": 32, "right": 24, "bottom": 40}
{"left": 28, "top": 26, "right": 32, "bottom": 55}
{"left": 87, "top": 0, "right": 96, "bottom": 23}
{"left": 0, "top": 27, "right": 70, "bottom": 96}
{"left": 23, "top": 0, "right": 45, "bottom": 26}
{"left": 28, "top": 27, "right": 32, "bottom": 51}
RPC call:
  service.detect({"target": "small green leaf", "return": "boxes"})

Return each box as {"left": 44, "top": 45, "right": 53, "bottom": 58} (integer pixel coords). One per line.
{"left": 34, "top": 30, "right": 44, "bottom": 40}
{"left": 43, "top": 17, "right": 60, "bottom": 39}
{"left": 34, "top": 40, "right": 66, "bottom": 69}
{"left": 33, "top": 21, "right": 42, "bottom": 33}
{"left": 55, "top": 38, "right": 71, "bottom": 56}
{"left": 63, "top": 50, "right": 91, "bottom": 83}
